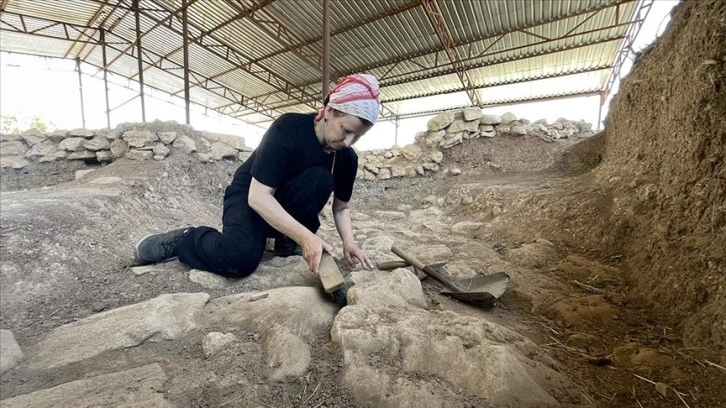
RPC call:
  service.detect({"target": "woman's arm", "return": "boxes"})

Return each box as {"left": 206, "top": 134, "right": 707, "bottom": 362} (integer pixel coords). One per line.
{"left": 332, "top": 197, "right": 373, "bottom": 269}
{"left": 248, "top": 178, "right": 333, "bottom": 275}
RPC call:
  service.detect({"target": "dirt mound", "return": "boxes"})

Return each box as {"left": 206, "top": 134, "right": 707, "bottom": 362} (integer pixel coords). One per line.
{"left": 464, "top": 0, "right": 725, "bottom": 350}
{"left": 597, "top": 0, "right": 726, "bottom": 348}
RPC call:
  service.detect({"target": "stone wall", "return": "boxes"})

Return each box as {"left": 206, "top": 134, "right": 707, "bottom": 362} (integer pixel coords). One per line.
{"left": 0, "top": 120, "right": 252, "bottom": 171}
{"left": 356, "top": 108, "right": 594, "bottom": 181}
{"left": 1, "top": 111, "right": 593, "bottom": 182}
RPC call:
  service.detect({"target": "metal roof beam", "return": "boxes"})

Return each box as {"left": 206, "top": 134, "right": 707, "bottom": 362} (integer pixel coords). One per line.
{"left": 381, "top": 36, "right": 626, "bottom": 87}
{"left": 602, "top": 0, "right": 654, "bottom": 103}
{"left": 0, "top": 11, "right": 117, "bottom": 46}
{"left": 383, "top": 90, "right": 602, "bottom": 121}
{"left": 231, "top": 0, "right": 344, "bottom": 81}
{"left": 253, "top": 1, "right": 421, "bottom": 66}
{"left": 420, "top": 0, "right": 482, "bottom": 107}
{"left": 87, "top": 0, "right": 286, "bottom": 119}
{"left": 270, "top": 33, "right": 625, "bottom": 110}
{"left": 0, "top": 11, "right": 277, "bottom": 120}
{"left": 382, "top": 65, "right": 612, "bottom": 104}
{"left": 256, "top": 0, "right": 637, "bottom": 102}
{"left": 134, "top": 0, "right": 272, "bottom": 77}
{"left": 89, "top": 0, "right": 199, "bottom": 70}
{"left": 121, "top": 0, "right": 321, "bottom": 111}
{"left": 75, "top": 3, "right": 132, "bottom": 60}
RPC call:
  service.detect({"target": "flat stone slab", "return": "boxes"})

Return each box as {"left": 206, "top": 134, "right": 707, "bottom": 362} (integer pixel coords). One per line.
{"left": 0, "top": 329, "right": 24, "bottom": 374}
{"left": 0, "top": 364, "right": 171, "bottom": 408}
{"left": 30, "top": 293, "right": 209, "bottom": 369}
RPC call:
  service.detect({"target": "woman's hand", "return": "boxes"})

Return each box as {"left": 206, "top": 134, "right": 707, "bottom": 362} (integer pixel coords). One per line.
{"left": 343, "top": 242, "right": 374, "bottom": 270}
{"left": 300, "top": 234, "right": 334, "bottom": 275}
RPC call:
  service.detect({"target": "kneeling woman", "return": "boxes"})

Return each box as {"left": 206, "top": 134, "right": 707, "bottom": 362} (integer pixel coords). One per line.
{"left": 134, "top": 73, "right": 380, "bottom": 277}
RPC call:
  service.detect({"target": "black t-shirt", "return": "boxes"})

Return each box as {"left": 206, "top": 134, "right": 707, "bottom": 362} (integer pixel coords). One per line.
{"left": 233, "top": 113, "right": 358, "bottom": 202}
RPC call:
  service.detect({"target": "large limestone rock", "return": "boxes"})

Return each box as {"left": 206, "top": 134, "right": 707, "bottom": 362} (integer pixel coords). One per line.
{"left": 126, "top": 149, "right": 153, "bottom": 160}
{"left": 463, "top": 107, "right": 482, "bottom": 121}
{"left": 157, "top": 131, "right": 178, "bottom": 144}
{"left": 501, "top": 112, "right": 517, "bottom": 124}
{"left": 202, "top": 131, "right": 248, "bottom": 151}
{"left": 208, "top": 287, "right": 337, "bottom": 382}
{"left": 23, "top": 141, "right": 56, "bottom": 158}
{"left": 347, "top": 268, "right": 426, "bottom": 308}
{"left": 68, "top": 150, "right": 96, "bottom": 160}
{"left": 152, "top": 143, "right": 170, "bottom": 160}
{"left": 47, "top": 129, "right": 68, "bottom": 142}
{"left": 83, "top": 137, "right": 110, "bottom": 151}
{"left": 427, "top": 111, "right": 456, "bottom": 131}
{"left": 400, "top": 144, "right": 421, "bottom": 161}
{"left": 0, "top": 156, "right": 30, "bottom": 169}
{"left": 0, "top": 329, "right": 24, "bottom": 374}
{"left": 68, "top": 128, "right": 95, "bottom": 138}
{"left": 210, "top": 141, "right": 238, "bottom": 160}
{"left": 425, "top": 130, "right": 446, "bottom": 147}
{"left": 391, "top": 165, "right": 406, "bottom": 178}
{"left": 448, "top": 119, "right": 480, "bottom": 133}
{"left": 440, "top": 132, "right": 463, "bottom": 149}
{"left": 30, "top": 293, "right": 209, "bottom": 369}
{"left": 173, "top": 135, "right": 197, "bottom": 153}
{"left": 0, "top": 140, "right": 29, "bottom": 156}
{"left": 480, "top": 114, "right": 502, "bottom": 125}
{"left": 0, "top": 364, "right": 171, "bottom": 408}
{"left": 332, "top": 305, "right": 572, "bottom": 408}
{"left": 122, "top": 130, "right": 157, "bottom": 148}
{"left": 20, "top": 129, "right": 46, "bottom": 146}
{"left": 57, "top": 137, "right": 86, "bottom": 151}
{"left": 39, "top": 151, "right": 67, "bottom": 162}
{"left": 109, "top": 139, "right": 129, "bottom": 158}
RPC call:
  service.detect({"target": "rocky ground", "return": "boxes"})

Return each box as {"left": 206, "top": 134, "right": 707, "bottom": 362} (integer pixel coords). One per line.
{"left": 0, "top": 128, "right": 724, "bottom": 407}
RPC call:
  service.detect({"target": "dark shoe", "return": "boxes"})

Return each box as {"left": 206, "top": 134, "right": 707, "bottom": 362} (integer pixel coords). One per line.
{"left": 273, "top": 236, "right": 302, "bottom": 257}
{"left": 133, "top": 227, "right": 191, "bottom": 264}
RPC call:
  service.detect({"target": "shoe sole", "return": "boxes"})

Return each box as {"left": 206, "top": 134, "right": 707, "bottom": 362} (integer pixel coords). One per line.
{"left": 133, "top": 234, "right": 178, "bottom": 264}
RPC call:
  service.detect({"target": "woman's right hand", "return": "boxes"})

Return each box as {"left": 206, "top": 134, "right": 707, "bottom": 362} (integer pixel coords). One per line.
{"left": 300, "top": 234, "right": 334, "bottom": 275}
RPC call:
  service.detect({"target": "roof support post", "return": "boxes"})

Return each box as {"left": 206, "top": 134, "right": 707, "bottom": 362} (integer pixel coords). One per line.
{"left": 322, "top": 0, "right": 331, "bottom": 99}
{"left": 133, "top": 0, "right": 146, "bottom": 122}
{"left": 182, "top": 0, "right": 190, "bottom": 124}
{"left": 601, "top": 0, "right": 654, "bottom": 109}
{"left": 597, "top": 90, "right": 605, "bottom": 131}
{"left": 394, "top": 116, "right": 400, "bottom": 147}
{"left": 75, "top": 58, "right": 86, "bottom": 128}
{"left": 420, "top": 0, "right": 481, "bottom": 107}
{"left": 100, "top": 29, "right": 111, "bottom": 129}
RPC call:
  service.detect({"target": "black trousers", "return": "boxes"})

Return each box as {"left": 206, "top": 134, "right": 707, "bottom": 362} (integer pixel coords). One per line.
{"left": 178, "top": 166, "right": 334, "bottom": 277}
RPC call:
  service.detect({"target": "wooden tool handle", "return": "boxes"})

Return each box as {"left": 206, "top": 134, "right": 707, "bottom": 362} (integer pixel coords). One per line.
{"left": 377, "top": 260, "right": 411, "bottom": 270}
{"left": 318, "top": 253, "right": 345, "bottom": 294}
{"left": 391, "top": 246, "right": 463, "bottom": 293}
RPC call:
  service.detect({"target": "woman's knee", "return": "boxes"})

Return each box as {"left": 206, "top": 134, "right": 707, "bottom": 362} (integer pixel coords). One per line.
{"left": 216, "top": 246, "right": 264, "bottom": 278}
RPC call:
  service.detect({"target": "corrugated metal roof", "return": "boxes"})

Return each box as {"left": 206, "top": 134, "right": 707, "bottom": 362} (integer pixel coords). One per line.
{"left": 0, "top": 0, "right": 652, "bottom": 124}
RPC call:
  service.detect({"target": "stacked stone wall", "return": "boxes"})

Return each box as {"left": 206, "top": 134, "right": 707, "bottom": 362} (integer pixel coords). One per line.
{"left": 1, "top": 111, "right": 593, "bottom": 182}
{"left": 0, "top": 121, "right": 252, "bottom": 171}
{"left": 356, "top": 108, "right": 594, "bottom": 181}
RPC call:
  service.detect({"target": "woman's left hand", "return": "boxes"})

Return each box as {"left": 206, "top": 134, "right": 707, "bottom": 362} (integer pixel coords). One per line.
{"left": 343, "top": 242, "right": 374, "bottom": 270}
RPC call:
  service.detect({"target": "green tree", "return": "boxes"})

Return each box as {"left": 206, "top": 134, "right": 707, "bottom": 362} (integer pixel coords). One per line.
{"left": 1, "top": 114, "right": 19, "bottom": 134}
{"left": 30, "top": 116, "right": 55, "bottom": 133}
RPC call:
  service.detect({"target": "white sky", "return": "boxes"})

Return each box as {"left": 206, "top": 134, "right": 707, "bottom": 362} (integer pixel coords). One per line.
{"left": 0, "top": 1, "right": 678, "bottom": 151}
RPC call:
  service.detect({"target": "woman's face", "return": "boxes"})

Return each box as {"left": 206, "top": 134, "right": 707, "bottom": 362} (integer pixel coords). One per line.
{"left": 324, "top": 107, "right": 373, "bottom": 151}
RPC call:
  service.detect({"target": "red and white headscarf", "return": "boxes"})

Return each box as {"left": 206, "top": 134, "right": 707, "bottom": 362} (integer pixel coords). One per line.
{"left": 316, "top": 73, "right": 380, "bottom": 125}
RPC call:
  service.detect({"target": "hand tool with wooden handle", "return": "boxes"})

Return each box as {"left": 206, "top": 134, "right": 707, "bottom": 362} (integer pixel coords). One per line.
{"left": 391, "top": 245, "right": 510, "bottom": 305}
{"left": 318, "top": 253, "right": 347, "bottom": 306}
